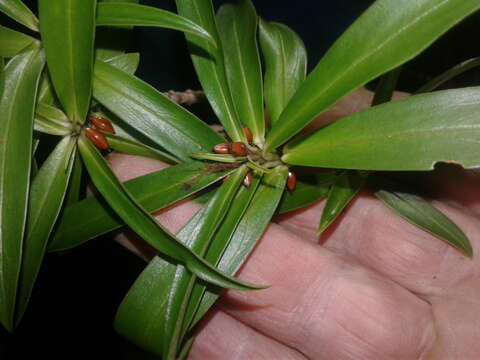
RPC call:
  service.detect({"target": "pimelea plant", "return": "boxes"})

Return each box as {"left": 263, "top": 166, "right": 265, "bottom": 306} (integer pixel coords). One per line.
{"left": 2, "top": 0, "right": 480, "bottom": 357}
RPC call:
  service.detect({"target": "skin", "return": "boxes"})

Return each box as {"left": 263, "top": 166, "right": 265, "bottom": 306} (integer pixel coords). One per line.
{"left": 109, "top": 89, "right": 480, "bottom": 359}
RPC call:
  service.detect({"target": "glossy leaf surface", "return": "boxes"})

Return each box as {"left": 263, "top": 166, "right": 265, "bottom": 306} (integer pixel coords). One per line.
{"left": 259, "top": 19, "right": 306, "bottom": 125}
{"left": 176, "top": 0, "right": 244, "bottom": 142}
{"left": 0, "top": 46, "right": 44, "bottom": 331}
{"left": 266, "top": 0, "right": 480, "bottom": 151}
{"left": 217, "top": 0, "right": 264, "bottom": 144}
{"left": 0, "top": 25, "right": 35, "bottom": 58}
{"left": 375, "top": 189, "right": 472, "bottom": 256}
{"left": 97, "top": 2, "right": 214, "bottom": 44}
{"left": 39, "top": 0, "right": 96, "bottom": 123}
{"left": 0, "top": 0, "right": 39, "bottom": 31}
{"left": 78, "top": 136, "right": 262, "bottom": 290}
{"left": 283, "top": 87, "right": 480, "bottom": 170}
{"left": 49, "top": 161, "right": 234, "bottom": 252}
{"left": 15, "top": 137, "right": 76, "bottom": 324}
{"left": 93, "top": 60, "right": 223, "bottom": 161}
{"left": 318, "top": 172, "right": 365, "bottom": 234}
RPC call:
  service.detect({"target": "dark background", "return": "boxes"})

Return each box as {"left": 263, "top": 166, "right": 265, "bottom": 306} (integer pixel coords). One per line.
{"left": 1, "top": 1, "right": 479, "bottom": 358}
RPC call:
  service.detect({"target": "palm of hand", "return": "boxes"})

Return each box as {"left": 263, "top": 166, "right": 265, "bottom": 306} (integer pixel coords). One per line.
{"left": 110, "top": 90, "right": 480, "bottom": 360}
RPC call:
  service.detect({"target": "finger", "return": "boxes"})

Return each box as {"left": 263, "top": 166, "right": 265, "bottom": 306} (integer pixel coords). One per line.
{"left": 219, "top": 223, "right": 435, "bottom": 360}
{"left": 276, "top": 191, "right": 480, "bottom": 297}
{"left": 189, "top": 309, "right": 307, "bottom": 360}
{"left": 108, "top": 153, "right": 435, "bottom": 358}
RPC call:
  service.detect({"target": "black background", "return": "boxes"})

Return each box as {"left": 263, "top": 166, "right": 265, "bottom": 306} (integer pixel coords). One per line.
{"left": 1, "top": 1, "right": 479, "bottom": 358}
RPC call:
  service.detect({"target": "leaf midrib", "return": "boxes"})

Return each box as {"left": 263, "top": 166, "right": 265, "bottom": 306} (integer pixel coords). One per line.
{"left": 272, "top": 0, "right": 453, "bottom": 149}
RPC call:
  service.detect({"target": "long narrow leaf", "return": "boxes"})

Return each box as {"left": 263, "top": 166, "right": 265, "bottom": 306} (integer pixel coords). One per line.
{"left": 0, "top": 25, "right": 35, "bottom": 58}
{"left": 415, "top": 57, "right": 480, "bottom": 94}
{"left": 283, "top": 87, "right": 480, "bottom": 170}
{"left": 180, "top": 172, "right": 262, "bottom": 342}
{"left": 175, "top": 0, "right": 245, "bottom": 142}
{"left": 39, "top": 0, "right": 96, "bottom": 124}
{"left": 93, "top": 60, "right": 223, "bottom": 161}
{"left": 78, "top": 136, "right": 261, "bottom": 290}
{"left": 49, "top": 161, "right": 234, "bottom": 252}
{"left": 15, "top": 136, "right": 77, "bottom": 325}
{"left": 216, "top": 0, "right": 264, "bottom": 144}
{"left": 97, "top": 2, "right": 215, "bottom": 44}
{"left": 187, "top": 167, "right": 288, "bottom": 331}
{"left": 37, "top": 71, "right": 58, "bottom": 105}
{"left": 95, "top": 0, "right": 138, "bottom": 60}
{"left": 259, "top": 19, "right": 307, "bottom": 125}
{"left": 104, "top": 133, "right": 179, "bottom": 164}
{"left": 0, "top": 45, "right": 44, "bottom": 331}
{"left": 265, "top": 0, "right": 480, "bottom": 151}
{"left": 64, "top": 152, "right": 84, "bottom": 206}
{"left": 375, "top": 188, "right": 472, "bottom": 256}
{"left": 115, "top": 170, "right": 258, "bottom": 359}
{"left": 318, "top": 172, "right": 365, "bottom": 234}
{"left": 0, "top": 0, "right": 39, "bottom": 32}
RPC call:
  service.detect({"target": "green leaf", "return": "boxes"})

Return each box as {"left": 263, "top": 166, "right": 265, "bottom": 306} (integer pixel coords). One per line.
{"left": 318, "top": 172, "right": 365, "bottom": 234}
{"left": 0, "top": 45, "right": 44, "bottom": 331}
{"left": 15, "top": 136, "right": 76, "bottom": 325}
{"left": 93, "top": 60, "right": 223, "bottom": 161}
{"left": 265, "top": 0, "right": 480, "bottom": 151}
{"left": 278, "top": 173, "right": 334, "bottom": 214}
{"left": 187, "top": 167, "right": 288, "bottom": 332}
{"left": 39, "top": 0, "right": 96, "bottom": 124}
{"left": 179, "top": 172, "right": 262, "bottom": 340}
{"left": 0, "top": 0, "right": 39, "bottom": 32}
{"left": 259, "top": 19, "right": 307, "bottom": 125}
{"left": 135, "top": 168, "right": 247, "bottom": 359}
{"left": 416, "top": 57, "right": 480, "bottom": 94}
{"left": 216, "top": 0, "right": 264, "bottom": 144}
{"left": 375, "top": 188, "right": 472, "bottom": 256}
{"left": 34, "top": 102, "right": 73, "bottom": 136}
{"left": 104, "top": 52, "right": 140, "bottom": 75}
{"left": 64, "top": 152, "right": 84, "bottom": 206}
{"left": 49, "top": 161, "right": 234, "bottom": 252}
{"left": 37, "top": 71, "right": 58, "bottom": 105}
{"left": 78, "top": 136, "right": 261, "bottom": 290}
{"left": 104, "top": 133, "right": 179, "bottom": 164}
{"left": 95, "top": 0, "right": 138, "bottom": 61}
{"left": 97, "top": 2, "right": 215, "bottom": 44}
{"left": 283, "top": 87, "right": 480, "bottom": 170}
{"left": 0, "top": 25, "right": 35, "bottom": 58}
{"left": 371, "top": 66, "right": 402, "bottom": 106}
{"left": 176, "top": 0, "right": 245, "bottom": 142}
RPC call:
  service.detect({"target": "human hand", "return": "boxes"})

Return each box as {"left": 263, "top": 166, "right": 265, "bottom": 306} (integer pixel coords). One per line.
{"left": 109, "top": 89, "right": 480, "bottom": 359}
